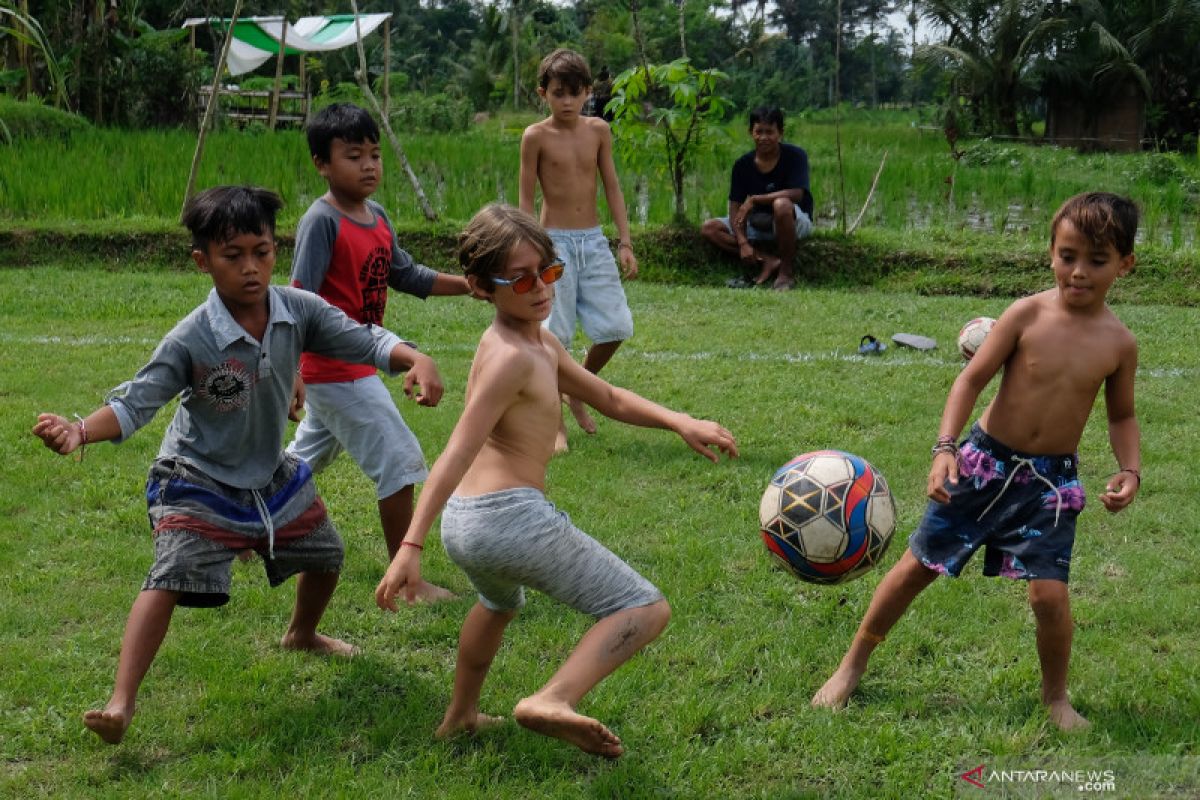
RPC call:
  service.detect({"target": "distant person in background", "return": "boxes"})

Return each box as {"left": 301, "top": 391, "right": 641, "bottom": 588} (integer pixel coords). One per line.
{"left": 701, "top": 106, "right": 813, "bottom": 291}
{"left": 586, "top": 66, "right": 614, "bottom": 122}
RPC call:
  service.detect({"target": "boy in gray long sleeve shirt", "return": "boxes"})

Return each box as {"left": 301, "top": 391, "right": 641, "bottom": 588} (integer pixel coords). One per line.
{"left": 32, "top": 185, "right": 443, "bottom": 746}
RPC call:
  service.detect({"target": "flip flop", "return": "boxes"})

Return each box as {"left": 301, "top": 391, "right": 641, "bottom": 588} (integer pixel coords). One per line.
{"left": 858, "top": 335, "right": 886, "bottom": 355}
{"left": 891, "top": 333, "right": 938, "bottom": 351}
{"left": 725, "top": 276, "right": 755, "bottom": 289}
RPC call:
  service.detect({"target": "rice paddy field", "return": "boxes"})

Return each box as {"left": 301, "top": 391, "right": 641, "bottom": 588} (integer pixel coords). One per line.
{"left": 1, "top": 109, "right": 1198, "bottom": 252}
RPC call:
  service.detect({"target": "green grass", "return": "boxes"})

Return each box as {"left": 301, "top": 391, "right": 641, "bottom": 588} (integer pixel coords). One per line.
{"left": 1, "top": 263, "right": 1197, "bottom": 798}
{"left": 1, "top": 110, "right": 1197, "bottom": 253}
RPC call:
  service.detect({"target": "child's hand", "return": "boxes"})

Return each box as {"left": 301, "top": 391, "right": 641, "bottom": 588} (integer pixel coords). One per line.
{"left": 617, "top": 243, "right": 639, "bottom": 279}
{"left": 289, "top": 374, "right": 306, "bottom": 422}
{"left": 405, "top": 353, "right": 444, "bottom": 407}
{"left": 1100, "top": 470, "right": 1139, "bottom": 512}
{"left": 32, "top": 413, "right": 82, "bottom": 456}
{"left": 678, "top": 417, "right": 738, "bottom": 463}
{"left": 927, "top": 451, "right": 959, "bottom": 503}
{"left": 375, "top": 545, "right": 424, "bottom": 611}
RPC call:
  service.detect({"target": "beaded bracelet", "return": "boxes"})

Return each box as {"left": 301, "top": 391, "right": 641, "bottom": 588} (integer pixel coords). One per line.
{"left": 617, "top": 241, "right": 634, "bottom": 251}
{"left": 930, "top": 434, "right": 957, "bottom": 458}
{"left": 73, "top": 414, "right": 88, "bottom": 462}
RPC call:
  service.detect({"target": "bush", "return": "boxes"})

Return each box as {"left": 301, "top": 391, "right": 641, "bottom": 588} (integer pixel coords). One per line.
{"left": 117, "top": 29, "right": 202, "bottom": 128}
{"left": 0, "top": 96, "right": 91, "bottom": 143}
{"left": 386, "top": 92, "right": 471, "bottom": 133}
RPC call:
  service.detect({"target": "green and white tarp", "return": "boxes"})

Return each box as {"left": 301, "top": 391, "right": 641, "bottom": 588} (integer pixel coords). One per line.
{"left": 183, "top": 14, "right": 392, "bottom": 76}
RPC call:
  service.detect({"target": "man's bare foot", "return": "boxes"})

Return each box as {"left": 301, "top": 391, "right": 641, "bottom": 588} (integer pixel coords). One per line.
{"left": 280, "top": 632, "right": 359, "bottom": 657}
{"left": 83, "top": 706, "right": 132, "bottom": 744}
{"left": 567, "top": 396, "right": 597, "bottom": 434}
{"left": 810, "top": 666, "right": 863, "bottom": 710}
{"left": 773, "top": 275, "right": 796, "bottom": 291}
{"left": 513, "top": 696, "right": 624, "bottom": 758}
{"left": 413, "top": 580, "right": 457, "bottom": 603}
{"left": 1047, "top": 700, "right": 1090, "bottom": 731}
{"left": 435, "top": 711, "right": 506, "bottom": 739}
{"left": 753, "top": 256, "right": 781, "bottom": 285}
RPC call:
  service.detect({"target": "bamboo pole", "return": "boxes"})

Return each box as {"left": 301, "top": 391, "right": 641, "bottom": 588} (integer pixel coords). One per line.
{"left": 268, "top": 18, "right": 287, "bottom": 130}
{"left": 847, "top": 150, "right": 887, "bottom": 235}
{"left": 349, "top": 2, "right": 437, "bottom": 221}
{"left": 181, "top": 0, "right": 244, "bottom": 221}
{"left": 382, "top": 18, "right": 390, "bottom": 119}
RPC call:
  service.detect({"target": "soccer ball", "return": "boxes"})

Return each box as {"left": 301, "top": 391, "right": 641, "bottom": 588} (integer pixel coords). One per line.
{"left": 957, "top": 316, "right": 996, "bottom": 361}
{"left": 759, "top": 450, "right": 896, "bottom": 584}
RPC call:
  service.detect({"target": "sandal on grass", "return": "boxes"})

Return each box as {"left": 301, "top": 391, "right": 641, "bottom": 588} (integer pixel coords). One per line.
{"left": 726, "top": 276, "right": 756, "bottom": 289}
{"left": 858, "top": 335, "right": 886, "bottom": 355}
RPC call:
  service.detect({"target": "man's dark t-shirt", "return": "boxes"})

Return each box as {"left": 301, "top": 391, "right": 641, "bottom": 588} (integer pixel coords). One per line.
{"left": 728, "top": 143, "right": 813, "bottom": 219}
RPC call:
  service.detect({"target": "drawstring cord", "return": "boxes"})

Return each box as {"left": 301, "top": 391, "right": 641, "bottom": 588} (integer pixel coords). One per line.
{"left": 977, "top": 456, "right": 1064, "bottom": 528}
{"left": 251, "top": 488, "right": 275, "bottom": 559}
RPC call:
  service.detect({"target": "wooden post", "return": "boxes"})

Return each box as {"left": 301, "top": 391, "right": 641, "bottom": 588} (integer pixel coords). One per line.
{"left": 382, "top": 18, "right": 391, "bottom": 120}
{"left": 182, "top": 0, "right": 244, "bottom": 220}
{"left": 299, "top": 56, "right": 308, "bottom": 123}
{"left": 268, "top": 18, "right": 288, "bottom": 130}
{"left": 18, "top": 0, "right": 31, "bottom": 99}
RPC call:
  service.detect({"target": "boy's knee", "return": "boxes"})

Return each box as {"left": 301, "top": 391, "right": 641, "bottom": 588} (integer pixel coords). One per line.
{"left": 700, "top": 219, "right": 725, "bottom": 242}
{"left": 772, "top": 197, "right": 795, "bottom": 217}
{"left": 643, "top": 598, "right": 671, "bottom": 635}
{"left": 1028, "top": 580, "right": 1069, "bottom": 620}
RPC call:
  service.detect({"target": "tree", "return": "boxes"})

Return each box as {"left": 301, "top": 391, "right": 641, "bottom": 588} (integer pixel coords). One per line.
{"left": 917, "top": 0, "right": 1066, "bottom": 137}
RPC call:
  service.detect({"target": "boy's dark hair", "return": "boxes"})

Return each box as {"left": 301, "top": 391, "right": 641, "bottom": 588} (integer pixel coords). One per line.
{"left": 537, "top": 48, "right": 592, "bottom": 94}
{"left": 749, "top": 106, "right": 785, "bottom": 132}
{"left": 458, "top": 203, "right": 556, "bottom": 292}
{"left": 1050, "top": 192, "right": 1139, "bottom": 257}
{"left": 306, "top": 102, "right": 380, "bottom": 162}
{"left": 182, "top": 185, "right": 283, "bottom": 252}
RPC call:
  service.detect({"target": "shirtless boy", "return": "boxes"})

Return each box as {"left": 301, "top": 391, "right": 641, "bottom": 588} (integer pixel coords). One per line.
{"left": 812, "top": 192, "right": 1142, "bottom": 731}
{"left": 519, "top": 47, "right": 638, "bottom": 452}
{"left": 376, "top": 204, "right": 737, "bottom": 757}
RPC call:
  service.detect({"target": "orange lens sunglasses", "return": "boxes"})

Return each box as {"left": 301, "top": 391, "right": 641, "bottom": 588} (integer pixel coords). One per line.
{"left": 490, "top": 260, "right": 565, "bottom": 294}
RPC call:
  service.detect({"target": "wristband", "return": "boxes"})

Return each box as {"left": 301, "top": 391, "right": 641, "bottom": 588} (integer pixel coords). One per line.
{"left": 617, "top": 241, "right": 634, "bottom": 251}
{"left": 931, "top": 434, "right": 957, "bottom": 458}
{"left": 73, "top": 414, "right": 88, "bottom": 462}
{"left": 400, "top": 540, "right": 423, "bottom": 550}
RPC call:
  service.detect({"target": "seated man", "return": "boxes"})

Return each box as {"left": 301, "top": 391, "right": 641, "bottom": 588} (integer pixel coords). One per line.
{"left": 701, "top": 106, "right": 814, "bottom": 291}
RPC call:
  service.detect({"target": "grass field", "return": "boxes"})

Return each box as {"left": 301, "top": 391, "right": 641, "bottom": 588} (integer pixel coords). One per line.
{"left": 2, "top": 262, "right": 1197, "bottom": 798}
{"left": 1, "top": 110, "right": 1198, "bottom": 253}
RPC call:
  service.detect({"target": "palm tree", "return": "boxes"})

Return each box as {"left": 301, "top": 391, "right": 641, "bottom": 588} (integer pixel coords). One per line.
{"left": 917, "top": 0, "right": 1066, "bottom": 137}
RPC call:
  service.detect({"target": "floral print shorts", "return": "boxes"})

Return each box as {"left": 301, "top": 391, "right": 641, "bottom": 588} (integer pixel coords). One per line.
{"left": 909, "top": 423, "right": 1084, "bottom": 583}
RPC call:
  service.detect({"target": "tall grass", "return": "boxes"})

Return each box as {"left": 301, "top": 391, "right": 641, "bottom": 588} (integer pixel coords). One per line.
{"left": 1, "top": 110, "right": 1197, "bottom": 250}
{"left": 1, "top": 264, "right": 1198, "bottom": 797}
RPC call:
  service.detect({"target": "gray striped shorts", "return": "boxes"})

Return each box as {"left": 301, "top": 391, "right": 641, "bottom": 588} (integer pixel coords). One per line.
{"left": 441, "top": 488, "right": 663, "bottom": 617}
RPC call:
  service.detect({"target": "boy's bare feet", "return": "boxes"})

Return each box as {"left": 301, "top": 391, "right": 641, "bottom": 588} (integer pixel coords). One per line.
{"left": 810, "top": 665, "right": 864, "bottom": 709}
{"left": 752, "top": 256, "right": 781, "bottom": 286}
{"left": 435, "top": 711, "right": 506, "bottom": 740}
{"left": 513, "top": 696, "right": 623, "bottom": 758}
{"left": 1047, "top": 700, "right": 1090, "bottom": 731}
{"left": 280, "top": 632, "right": 359, "bottom": 657}
{"left": 554, "top": 419, "right": 570, "bottom": 455}
{"left": 567, "top": 396, "right": 597, "bottom": 434}
{"left": 413, "top": 579, "right": 457, "bottom": 603}
{"left": 773, "top": 275, "right": 795, "bottom": 291}
{"left": 83, "top": 706, "right": 132, "bottom": 744}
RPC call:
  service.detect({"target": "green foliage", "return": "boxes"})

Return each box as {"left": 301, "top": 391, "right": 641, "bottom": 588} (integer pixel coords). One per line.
{"left": 371, "top": 71, "right": 411, "bottom": 98}
{"left": 115, "top": 28, "right": 202, "bottom": 128}
{"left": 609, "top": 58, "right": 730, "bottom": 223}
{"left": 387, "top": 92, "right": 472, "bottom": 133}
{"left": 0, "top": 95, "right": 91, "bottom": 142}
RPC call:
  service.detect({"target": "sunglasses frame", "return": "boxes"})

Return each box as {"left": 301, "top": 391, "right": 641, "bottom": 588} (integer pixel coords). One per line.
{"left": 490, "top": 260, "right": 565, "bottom": 294}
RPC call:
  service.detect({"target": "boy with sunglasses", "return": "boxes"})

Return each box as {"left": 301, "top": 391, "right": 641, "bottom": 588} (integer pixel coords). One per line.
{"left": 286, "top": 103, "right": 468, "bottom": 601}
{"left": 376, "top": 204, "right": 738, "bottom": 758}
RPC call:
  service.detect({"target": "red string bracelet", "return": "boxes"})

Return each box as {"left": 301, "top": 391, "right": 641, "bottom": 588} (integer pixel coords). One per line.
{"left": 73, "top": 414, "right": 88, "bottom": 462}
{"left": 400, "top": 540, "right": 423, "bottom": 550}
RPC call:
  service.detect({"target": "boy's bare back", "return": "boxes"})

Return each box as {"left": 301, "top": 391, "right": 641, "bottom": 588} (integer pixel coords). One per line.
{"left": 977, "top": 289, "right": 1136, "bottom": 454}
{"left": 454, "top": 323, "right": 568, "bottom": 496}
{"left": 520, "top": 115, "right": 611, "bottom": 229}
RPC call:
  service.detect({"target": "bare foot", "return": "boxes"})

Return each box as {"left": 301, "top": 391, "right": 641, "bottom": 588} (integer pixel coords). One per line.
{"left": 280, "top": 632, "right": 359, "bottom": 657}
{"left": 83, "top": 706, "right": 132, "bottom": 744}
{"left": 773, "top": 275, "right": 796, "bottom": 291}
{"left": 1047, "top": 700, "right": 1090, "bottom": 731}
{"left": 554, "top": 421, "right": 570, "bottom": 455}
{"left": 753, "top": 256, "right": 781, "bottom": 285}
{"left": 435, "top": 711, "right": 506, "bottom": 739}
{"left": 810, "top": 666, "right": 863, "bottom": 709}
{"left": 567, "top": 396, "right": 597, "bottom": 435}
{"left": 412, "top": 579, "right": 457, "bottom": 604}
{"left": 513, "top": 696, "right": 624, "bottom": 758}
